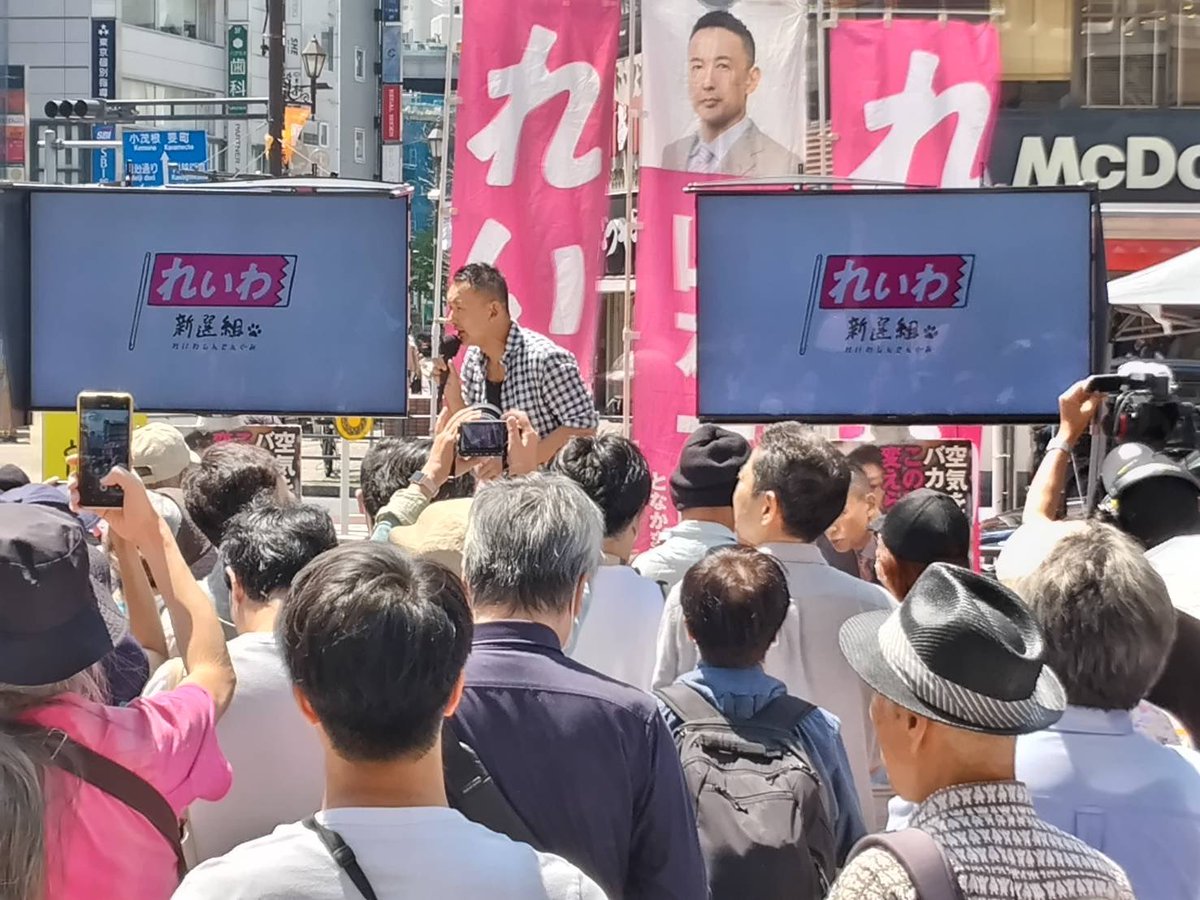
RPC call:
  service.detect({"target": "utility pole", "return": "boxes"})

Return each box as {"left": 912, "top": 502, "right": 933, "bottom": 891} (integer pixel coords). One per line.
{"left": 267, "top": 0, "right": 285, "bottom": 176}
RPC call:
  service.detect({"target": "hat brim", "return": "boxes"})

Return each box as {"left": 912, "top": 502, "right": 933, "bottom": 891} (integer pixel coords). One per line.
{"left": 839, "top": 610, "right": 1065, "bottom": 736}
{"left": 0, "top": 571, "right": 127, "bottom": 687}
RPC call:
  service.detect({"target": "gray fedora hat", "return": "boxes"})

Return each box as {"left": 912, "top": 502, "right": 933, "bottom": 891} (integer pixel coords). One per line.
{"left": 839, "top": 563, "right": 1066, "bottom": 736}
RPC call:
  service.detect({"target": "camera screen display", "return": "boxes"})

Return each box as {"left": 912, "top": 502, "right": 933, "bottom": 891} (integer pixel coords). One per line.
{"left": 79, "top": 403, "right": 131, "bottom": 507}
{"left": 458, "top": 420, "right": 507, "bottom": 458}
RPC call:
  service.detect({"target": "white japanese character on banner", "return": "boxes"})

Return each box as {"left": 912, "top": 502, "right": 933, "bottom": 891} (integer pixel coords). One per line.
{"left": 467, "top": 24, "right": 603, "bottom": 189}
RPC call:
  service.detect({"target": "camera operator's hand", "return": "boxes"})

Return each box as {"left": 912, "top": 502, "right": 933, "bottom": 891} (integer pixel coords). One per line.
{"left": 427, "top": 407, "right": 480, "bottom": 492}
{"left": 504, "top": 409, "right": 540, "bottom": 477}
{"left": 1058, "top": 379, "right": 1103, "bottom": 445}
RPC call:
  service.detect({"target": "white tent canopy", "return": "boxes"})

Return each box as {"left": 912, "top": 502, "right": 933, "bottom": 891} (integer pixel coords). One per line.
{"left": 1109, "top": 246, "right": 1200, "bottom": 335}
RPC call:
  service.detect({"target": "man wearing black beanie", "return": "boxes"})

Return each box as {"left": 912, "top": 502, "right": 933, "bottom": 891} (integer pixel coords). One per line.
{"left": 633, "top": 425, "right": 750, "bottom": 594}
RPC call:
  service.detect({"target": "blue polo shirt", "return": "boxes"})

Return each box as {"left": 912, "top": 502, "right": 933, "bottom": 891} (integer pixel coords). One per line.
{"left": 452, "top": 620, "right": 707, "bottom": 900}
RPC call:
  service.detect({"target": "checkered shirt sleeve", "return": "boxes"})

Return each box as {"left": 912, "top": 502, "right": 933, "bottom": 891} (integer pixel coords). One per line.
{"left": 538, "top": 349, "right": 599, "bottom": 432}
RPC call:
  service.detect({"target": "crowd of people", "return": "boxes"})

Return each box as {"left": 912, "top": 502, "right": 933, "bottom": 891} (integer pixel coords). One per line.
{"left": 4, "top": 264, "right": 1200, "bottom": 899}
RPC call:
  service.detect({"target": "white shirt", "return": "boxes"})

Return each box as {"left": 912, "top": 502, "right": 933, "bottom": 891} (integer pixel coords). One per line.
{"left": 569, "top": 564, "right": 664, "bottom": 691}
{"left": 653, "top": 541, "right": 894, "bottom": 824}
{"left": 182, "top": 632, "right": 326, "bottom": 863}
{"left": 632, "top": 519, "right": 737, "bottom": 595}
{"left": 174, "top": 806, "right": 609, "bottom": 900}
{"left": 1148, "top": 533, "right": 1200, "bottom": 620}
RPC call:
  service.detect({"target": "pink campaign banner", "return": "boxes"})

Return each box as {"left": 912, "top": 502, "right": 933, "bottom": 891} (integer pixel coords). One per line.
{"left": 449, "top": 0, "right": 621, "bottom": 382}
{"left": 831, "top": 19, "right": 1001, "bottom": 188}
{"left": 632, "top": 168, "right": 733, "bottom": 547}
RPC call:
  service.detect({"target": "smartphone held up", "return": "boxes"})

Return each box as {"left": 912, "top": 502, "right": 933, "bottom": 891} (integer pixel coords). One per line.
{"left": 76, "top": 391, "right": 134, "bottom": 508}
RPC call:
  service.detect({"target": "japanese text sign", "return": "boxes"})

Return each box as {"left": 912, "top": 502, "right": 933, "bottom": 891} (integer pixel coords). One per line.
{"left": 694, "top": 188, "right": 1097, "bottom": 421}
{"left": 228, "top": 25, "right": 249, "bottom": 116}
{"left": 449, "top": 0, "right": 621, "bottom": 382}
{"left": 144, "top": 254, "right": 296, "bottom": 310}
{"left": 831, "top": 19, "right": 1001, "bottom": 187}
{"left": 123, "top": 131, "right": 209, "bottom": 187}
{"left": 878, "top": 441, "right": 973, "bottom": 511}
{"left": 91, "top": 18, "right": 117, "bottom": 101}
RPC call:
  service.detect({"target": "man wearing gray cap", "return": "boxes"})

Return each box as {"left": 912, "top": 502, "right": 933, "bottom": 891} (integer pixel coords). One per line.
{"left": 830, "top": 563, "right": 1133, "bottom": 899}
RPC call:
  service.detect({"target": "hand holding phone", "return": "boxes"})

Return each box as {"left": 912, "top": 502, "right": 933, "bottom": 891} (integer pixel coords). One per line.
{"left": 76, "top": 391, "right": 134, "bottom": 508}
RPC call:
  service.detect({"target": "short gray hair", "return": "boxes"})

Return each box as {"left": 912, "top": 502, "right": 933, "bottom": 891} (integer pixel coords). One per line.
{"left": 1017, "top": 521, "right": 1176, "bottom": 711}
{"left": 463, "top": 473, "right": 603, "bottom": 614}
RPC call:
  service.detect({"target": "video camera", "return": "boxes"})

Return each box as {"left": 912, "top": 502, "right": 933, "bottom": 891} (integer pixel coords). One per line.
{"left": 1088, "top": 363, "right": 1200, "bottom": 469}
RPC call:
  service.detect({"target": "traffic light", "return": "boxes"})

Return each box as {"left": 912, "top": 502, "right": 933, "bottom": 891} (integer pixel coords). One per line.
{"left": 43, "top": 99, "right": 98, "bottom": 119}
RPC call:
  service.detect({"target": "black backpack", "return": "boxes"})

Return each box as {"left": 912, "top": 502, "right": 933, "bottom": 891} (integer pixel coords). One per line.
{"left": 656, "top": 684, "right": 837, "bottom": 900}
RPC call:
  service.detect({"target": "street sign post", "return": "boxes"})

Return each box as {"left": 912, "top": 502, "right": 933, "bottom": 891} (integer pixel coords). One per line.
{"left": 123, "top": 130, "right": 208, "bottom": 187}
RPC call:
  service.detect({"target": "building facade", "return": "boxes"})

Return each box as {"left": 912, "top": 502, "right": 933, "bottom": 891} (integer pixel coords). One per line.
{"left": 0, "top": 0, "right": 378, "bottom": 182}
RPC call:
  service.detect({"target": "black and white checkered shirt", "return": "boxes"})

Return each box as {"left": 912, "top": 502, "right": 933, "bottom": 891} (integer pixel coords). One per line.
{"left": 461, "top": 324, "right": 599, "bottom": 437}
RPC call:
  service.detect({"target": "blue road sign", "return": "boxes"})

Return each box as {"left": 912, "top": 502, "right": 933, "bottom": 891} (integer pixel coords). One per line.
{"left": 92, "top": 124, "right": 117, "bottom": 183}
{"left": 123, "top": 130, "right": 208, "bottom": 187}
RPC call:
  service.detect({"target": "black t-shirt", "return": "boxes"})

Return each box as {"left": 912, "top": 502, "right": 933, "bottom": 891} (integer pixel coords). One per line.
{"left": 485, "top": 379, "right": 503, "bottom": 410}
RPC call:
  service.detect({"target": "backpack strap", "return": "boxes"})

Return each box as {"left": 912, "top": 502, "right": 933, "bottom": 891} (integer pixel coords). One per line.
{"left": 748, "top": 694, "right": 817, "bottom": 734}
{"left": 441, "top": 718, "right": 542, "bottom": 850}
{"left": 45, "top": 732, "right": 187, "bottom": 881}
{"left": 655, "top": 682, "right": 728, "bottom": 725}
{"left": 303, "top": 816, "right": 380, "bottom": 900}
{"left": 848, "top": 829, "right": 964, "bottom": 900}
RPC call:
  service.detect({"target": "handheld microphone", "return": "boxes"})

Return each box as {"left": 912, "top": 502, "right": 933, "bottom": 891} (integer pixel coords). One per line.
{"left": 436, "top": 334, "right": 462, "bottom": 410}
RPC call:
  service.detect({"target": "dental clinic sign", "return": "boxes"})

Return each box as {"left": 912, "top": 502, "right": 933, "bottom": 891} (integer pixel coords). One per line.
{"left": 989, "top": 109, "right": 1200, "bottom": 202}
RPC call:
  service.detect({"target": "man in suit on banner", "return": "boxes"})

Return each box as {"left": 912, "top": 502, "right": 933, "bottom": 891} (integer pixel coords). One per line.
{"left": 661, "top": 10, "right": 803, "bottom": 177}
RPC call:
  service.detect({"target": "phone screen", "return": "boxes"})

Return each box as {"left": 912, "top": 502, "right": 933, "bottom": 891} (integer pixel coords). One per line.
{"left": 78, "top": 394, "right": 132, "bottom": 508}
{"left": 458, "top": 420, "right": 508, "bottom": 458}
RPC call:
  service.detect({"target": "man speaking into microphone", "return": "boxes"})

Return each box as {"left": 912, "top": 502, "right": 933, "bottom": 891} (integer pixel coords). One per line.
{"left": 438, "top": 263, "right": 598, "bottom": 463}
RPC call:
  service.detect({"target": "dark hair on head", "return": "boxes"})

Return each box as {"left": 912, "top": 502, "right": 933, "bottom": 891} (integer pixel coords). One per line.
{"left": 752, "top": 424, "right": 851, "bottom": 542}
{"left": 549, "top": 435, "right": 651, "bottom": 538}
{"left": 359, "top": 438, "right": 474, "bottom": 519}
{"left": 183, "top": 442, "right": 282, "bottom": 545}
{"left": 359, "top": 438, "right": 432, "bottom": 518}
{"left": 846, "top": 444, "right": 884, "bottom": 470}
{"left": 282, "top": 543, "right": 473, "bottom": 762}
{"left": 692, "top": 10, "right": 755, "bottom": 65}
{"left": 452, "top": 262, "right": 509, "bottom": 311}
{"left": 223, "top": 501, "right": 338, "bottom": 602}
{"left": 1114, "top": 477, "right": 1200, "bottom": 550}
{"left": 680, "top": 546, "right": 790, "bottom": 668}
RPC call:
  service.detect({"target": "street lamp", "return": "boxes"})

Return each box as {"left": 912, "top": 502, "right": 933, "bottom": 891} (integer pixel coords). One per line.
{"left": 427, "top": 125, "right": 443, "bottom": 164}
{"left": 299, "top": 36, "right": 326, "bottom": 116}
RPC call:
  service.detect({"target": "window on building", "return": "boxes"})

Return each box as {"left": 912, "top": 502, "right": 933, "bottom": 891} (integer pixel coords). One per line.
{"left": 123, "top": 0, "right": 216, "bottom": 44}
{"left": 354, "top": 127, "right": 366, "bottom": 164}
{"left": 319, "top": 122, "right": 330, "bottom": 147}
{"left": 1080, "top": 0, "right": 1200, "bottom": 106}
{"left": 354, "top": 47, "right": 366, "bottom": 82}
{"left": 121, "top": 79, "right": 217, "bottom": 132}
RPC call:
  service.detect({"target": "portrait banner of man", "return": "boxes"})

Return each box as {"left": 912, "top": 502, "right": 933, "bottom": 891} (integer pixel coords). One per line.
{"left": 644, "top": 0, "right": 807, "bottom": 179}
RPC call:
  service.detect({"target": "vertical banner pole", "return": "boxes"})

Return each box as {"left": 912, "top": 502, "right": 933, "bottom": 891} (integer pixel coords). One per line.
{"left": 816, "top": 0, "right": 830, "bottom": 176}
{"left": 621, "top": 0, "right": 639, "bottom": 437}
{"left": 428, "top": 5, "right": 457, "bottom": 436}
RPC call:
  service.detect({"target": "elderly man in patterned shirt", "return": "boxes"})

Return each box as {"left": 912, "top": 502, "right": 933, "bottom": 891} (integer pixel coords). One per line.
{"left": 830, "top": 563, "right": 1134, "bottom": 900}
{"left": 438, "top": 262, "right": 598, "bottom": 466}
